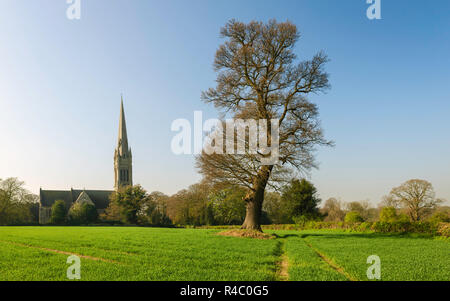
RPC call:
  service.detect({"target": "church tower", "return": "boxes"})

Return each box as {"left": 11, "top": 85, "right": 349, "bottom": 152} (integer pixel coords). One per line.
{"left": 114, "top": 96, "right": 133, "bottom": 190}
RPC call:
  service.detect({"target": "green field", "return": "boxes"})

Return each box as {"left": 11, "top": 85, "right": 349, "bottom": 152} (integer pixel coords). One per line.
{"left": 0, "top": 227, "right": 448, "bottom": 281}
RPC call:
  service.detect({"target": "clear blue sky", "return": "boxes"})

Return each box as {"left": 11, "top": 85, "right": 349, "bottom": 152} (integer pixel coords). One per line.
{"left": 0, "top": 0, "right": 449, "bottom": 205}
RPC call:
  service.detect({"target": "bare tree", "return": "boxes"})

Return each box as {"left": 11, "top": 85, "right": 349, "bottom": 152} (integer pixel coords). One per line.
{"left": 0, "top": 178, "right": 37, "bottom": 225}
{"left": 165, "top": 181, "right": 213, "bottom": 226}
{"left": 321, "top": 198, "right": 345, "bottom": 222}
{"left": 379, "top": 194, "right": 401, "bottom": 209}
{"left": 346, "top": 200, "right": 370, "bottom": 220}
{"left": 197, "top": 20, "right": 332, "bottom": 231}
{"left": 388, "top": 179, "right": 442, "bottom": 221}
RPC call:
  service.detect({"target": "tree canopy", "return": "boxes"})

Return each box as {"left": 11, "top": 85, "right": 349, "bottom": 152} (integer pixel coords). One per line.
{"left": 388, "top": 179, "right": 442, "bottom": 221}
{"left": 50, "top": 200, "right": 66, "bottom": 225}
{"left": 0, "top": 178, "right": 38, "bottom": 225}
{"left": 280, "top": 179, "right": 321, "bottom": 222}
{"left": 197, "top": 19, "right": 331, "bottom": 231}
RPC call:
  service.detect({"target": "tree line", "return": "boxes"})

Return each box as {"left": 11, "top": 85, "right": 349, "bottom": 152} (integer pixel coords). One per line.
{"left": 321, "top": 179, "right": 448, "bottom": 224}
{"left": 53, "top": 178, "right": 450, "bottom": 226}
{"left": 1, "top": 177, "right": 448, "bottom": 226}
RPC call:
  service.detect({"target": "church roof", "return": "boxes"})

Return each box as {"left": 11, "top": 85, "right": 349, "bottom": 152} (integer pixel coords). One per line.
{"left": 74, "top": 191, "right": 95, "bottom": 206}
{"left": 40, "top": 189, "right": 113, "bottom": 209}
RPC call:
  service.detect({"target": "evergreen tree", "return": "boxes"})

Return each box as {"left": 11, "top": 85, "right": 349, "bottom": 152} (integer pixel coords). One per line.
{"left": 50, "top": 200, "right": 66, "bottom": 224}
{"left": 280, "top": 179, "right": 321, "bottom": 222}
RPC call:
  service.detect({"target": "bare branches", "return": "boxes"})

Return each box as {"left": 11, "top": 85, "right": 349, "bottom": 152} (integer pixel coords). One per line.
{"left": 389, "top": 179, "right": 442, "bottom": 221}
{"left": 197, "top": 19, "right": 332, "bottom": 224}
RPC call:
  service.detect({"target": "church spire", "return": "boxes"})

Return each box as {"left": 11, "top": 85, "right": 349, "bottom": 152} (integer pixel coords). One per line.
{"left": 117, "top": 95, "right": 129, "bottom": 156}
{"left": 114, "top": 95, "right": 133, "bottom": 190}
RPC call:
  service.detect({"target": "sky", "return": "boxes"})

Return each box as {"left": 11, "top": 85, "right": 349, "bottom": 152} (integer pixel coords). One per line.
{"left": 0, "top": 0, "right": 449, "bottom": 206}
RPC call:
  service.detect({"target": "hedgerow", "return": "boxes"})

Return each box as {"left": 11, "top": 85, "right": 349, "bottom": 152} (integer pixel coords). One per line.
{"left": 195, "top": 222, "right": 450, "bottom": 237}
{"left": 437, "top": 223, "right": 450, "bottom": 237}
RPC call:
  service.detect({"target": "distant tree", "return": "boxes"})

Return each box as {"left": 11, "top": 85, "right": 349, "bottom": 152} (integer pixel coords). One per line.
{"left": 379, "top": 195, "right": 401, "bottom": 209}
{"left": 68, "top": 203, "right": 82, "bottom": 224}
{"left": 427, "top": 210, "right": 450, "bottom": 223}
{"left": 28, "top": 202, "right": 40, "bottom": 224}
{"left": 0, "top": 178, "right": 37, "bottom": 225}
{"left": 140, "top": 191, "right": 172, "bottom": 226}
{"left": 280, "top": 179, "right": 321, "bottom": 222}
{"left": 397, "top": 213, "right": 410, "bottom": 222}
{"left": 346, "top": 200, "right": 374, "bottom": 221}
{"left": 379, "top": 206, "right": 398, "bottom": 222}
{"left": 321, "top": 198, "right": 345, "bottom": 222}
{"left": 107, "top": 185, "right": 149, "bottom": 224}
{"left": 50, "top": 200, "right": 67, "bottom": 225}
{"left": 69, "top": 202, "right": 98, "bottom": 224}
{"left": 83, "top": 203, "right": 98, "bottom": 223}
{"left": 166, "top": 182, "right": 213, "bottom": 226}
{"left": 366, "top": 207, "right": 380, "bottom": 222}
{"left": 100, "top": 199, "right": 122, "bottom": 222}
{"left": 166, "top": 190, "right": 187, "bottom": 225}
{"left": 196, "top": 19, "right": 332, "bottom": 231}
{"left": 210, "top": 186, "right": 247, "bottom": 225}
{"left": 262, "top": 191, "right": 285, "bottom": 224}
{"left": 388, "top": 179, "right": 442, "bottom": 221}
{"left": 345, "top": 211, "right": 364, "bottom": 223}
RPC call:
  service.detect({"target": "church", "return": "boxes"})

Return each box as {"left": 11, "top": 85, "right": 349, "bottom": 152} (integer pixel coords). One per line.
{"left": 38, "top": 97, "right": 133, "bottom": 224}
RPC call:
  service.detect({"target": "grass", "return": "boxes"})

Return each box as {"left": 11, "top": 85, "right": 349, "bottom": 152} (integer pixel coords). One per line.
{"left": 300, "top": 230, "right": 450, "bottom": 281}
{"left": 0, "top": 227, "right": 278, "bottom": 281}
{"left": 0, "top": 227, "right": 448, "bottom": 281}
{"left": 280, "top": 233, "right": 349, "bottom": 281}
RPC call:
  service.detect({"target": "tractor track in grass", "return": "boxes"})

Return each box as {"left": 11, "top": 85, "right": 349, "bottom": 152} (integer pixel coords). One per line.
{"left": 303, "top": 240, "right": 357, "bottom": 281}
{"left": 0, "top": 240, "right": 122, "bottom": 264}
{"left": 274, "top": 240, "right": 289, "bottom": 281}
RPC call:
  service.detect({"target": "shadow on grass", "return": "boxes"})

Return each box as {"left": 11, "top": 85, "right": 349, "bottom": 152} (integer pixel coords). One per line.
{"left": 273, "top": 233, "right": 300, "bottom": 239}
{"left": 299, "top": 232, "right": 434, "bottom": 240}
{"left": 272, "top": 240, "right": 283, "bottom": 257}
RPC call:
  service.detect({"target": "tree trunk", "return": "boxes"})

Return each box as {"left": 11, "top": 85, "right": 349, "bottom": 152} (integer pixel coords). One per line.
{"left": 241, "top": 195, "right": 263, "bottom": 231}
{"left": 241, "top": 165, "right": 273, "bottom": 232}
